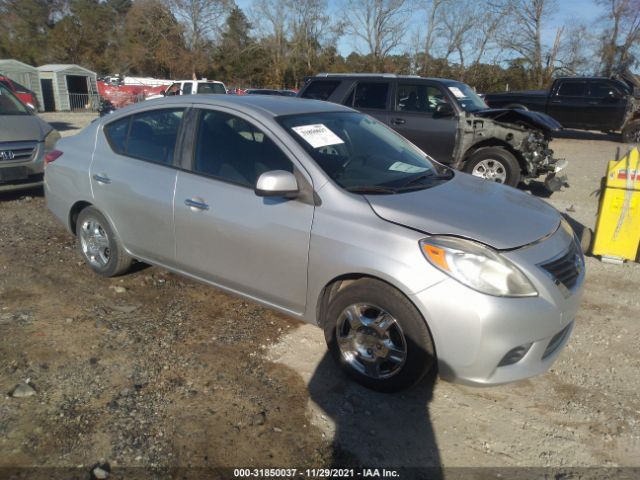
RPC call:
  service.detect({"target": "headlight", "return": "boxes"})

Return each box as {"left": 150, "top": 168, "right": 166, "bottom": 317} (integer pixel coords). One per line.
{"left": 420, "top": 236, "right": 538, "bottom": 297}
{"left": 44, "top": 129, "right": 61, "bottom": 152}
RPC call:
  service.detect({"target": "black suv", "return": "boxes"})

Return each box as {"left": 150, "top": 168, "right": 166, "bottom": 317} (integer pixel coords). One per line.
{"left": 299, "top": 73, "right": 567, "bottom": 190}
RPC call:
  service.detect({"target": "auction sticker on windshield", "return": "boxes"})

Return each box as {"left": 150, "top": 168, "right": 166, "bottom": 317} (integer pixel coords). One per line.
{"left": 448, "top": 86, "right": 465, "bottom": 98}
{"left": 388, "top": 162, "right": 428, "bottom": 173}
{"left": 292, "top": 124, "right": 345, "bottom": 149}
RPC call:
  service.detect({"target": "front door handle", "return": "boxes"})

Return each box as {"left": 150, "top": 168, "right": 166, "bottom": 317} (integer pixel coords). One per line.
{"left": 93, "top": 174, "right": 111, "bottom": 184}
{"left": 185, "top": 198, "right": 209, "bottom": 211}
{"left": 391, "top": 118, "right": 406, "bottom": 125}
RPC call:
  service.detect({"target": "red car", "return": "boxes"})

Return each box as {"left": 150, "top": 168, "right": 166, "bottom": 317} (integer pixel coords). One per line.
{"left": 0, "top": 75, "right": 39, "bottom": 110}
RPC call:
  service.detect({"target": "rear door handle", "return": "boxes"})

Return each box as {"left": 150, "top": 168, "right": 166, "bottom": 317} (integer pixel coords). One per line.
{"left": 390, "top": 118, "right": 406, "bottom": 125}
{"left": 185, "top": 198, "right": 209, "bottom": 211}
{"left": 93, "top": 174, "right": 111, "bottom": 184}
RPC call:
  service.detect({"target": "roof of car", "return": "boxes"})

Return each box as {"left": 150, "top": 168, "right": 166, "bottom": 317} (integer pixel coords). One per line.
{"left": 311, "top": 73, "right": 466, "bottom": 85}
{"left": 113, "top": 94, "right": 352, "bottom": 119}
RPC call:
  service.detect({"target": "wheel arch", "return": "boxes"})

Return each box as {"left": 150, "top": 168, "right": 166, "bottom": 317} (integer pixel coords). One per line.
{"left": 69, "top": 200, "right": 93, "bottom": 235}
{"left": 315, "top": 273, "right": 438, "bottom": 355}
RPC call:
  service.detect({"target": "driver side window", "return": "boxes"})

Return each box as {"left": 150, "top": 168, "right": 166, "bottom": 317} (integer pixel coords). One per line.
{"left": 396, "top": 84, "right": 448, "bottom": 114}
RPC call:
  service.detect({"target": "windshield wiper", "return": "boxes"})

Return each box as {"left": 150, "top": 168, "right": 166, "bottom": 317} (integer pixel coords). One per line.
{"left": 397, "top": 170, "right": 453, "bottom": 191}
{"left": 345, "top": 186, "right": 398, "bottom": 194}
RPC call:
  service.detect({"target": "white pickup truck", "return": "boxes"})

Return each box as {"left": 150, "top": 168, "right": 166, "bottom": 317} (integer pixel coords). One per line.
{"left": 146, "top": 80, "right": 227, "bottom": 100}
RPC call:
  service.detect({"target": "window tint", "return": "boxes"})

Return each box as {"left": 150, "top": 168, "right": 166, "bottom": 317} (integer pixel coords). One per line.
{"left": 300, "top": 80, "right": 340, "bottom": 100}
{"left": 193, "top": 110, "right": 293, "bottom": 187}
{"left": 396, "top": 84, "right": 448, "bottom": 113}
{"left": 182, "top": 82, "right": 192, "bottom": 94}
{"left": 589, "top": 82, "right": 620, "bottom": 98}
{"left": 353, "top": 82, "right": 389, "bottom": 110}
{"left": 105, "top": 108, "right": 184, "bottom": 164}
{"left": 197, "top": 83, "right": 226, "bottom": 94}
{"left": 104, "top": 117, "right": 129, "bottom": 154}
{"left": 557, "top": 81, "right": 587, "bottom": 96}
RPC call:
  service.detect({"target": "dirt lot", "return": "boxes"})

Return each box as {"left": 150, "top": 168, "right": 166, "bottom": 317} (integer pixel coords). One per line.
{"left": 1, "top": 112, "right": 639, "bottom": 478}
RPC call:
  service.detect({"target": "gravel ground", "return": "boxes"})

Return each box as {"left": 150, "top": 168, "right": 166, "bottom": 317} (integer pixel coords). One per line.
{"left": 0, "top": 112, "right": 638, "bottom": 478}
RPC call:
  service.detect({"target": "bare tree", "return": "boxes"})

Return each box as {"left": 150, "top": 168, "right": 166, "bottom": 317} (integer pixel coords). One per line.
{"left": 342, "top": 0, "right": 409, "bottom": 71}
{"left": 166, "top": 0, "right": 230, "bottom": 77}
{"left": 252, "top": 0, "right": 290, "bottom": 85}
{"left": 501, "top": 0, "right": 559, "bottom": 88}
{"left": 557, "top": 24, "right": 594, "bottom": 75}
{"left": 597, "top": 0, "right": 640, "bottom": 75}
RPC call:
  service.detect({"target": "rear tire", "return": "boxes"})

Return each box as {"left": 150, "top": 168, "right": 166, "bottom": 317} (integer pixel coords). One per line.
{"left": 622, "top": 120, "right": 640, "bottom": 143}
{"left": 464, "top": 147, "right": 521, "bottom": 187}
{"left": 322, "top": 278, "right": 436, "bottom": 392}
{"left": 77, "top": 206, "right": 132, "bottom": 277}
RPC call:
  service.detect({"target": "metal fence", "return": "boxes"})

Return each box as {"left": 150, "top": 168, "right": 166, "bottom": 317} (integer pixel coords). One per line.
{"left": 68, "top": 93, "right": 146, "bottom": 112}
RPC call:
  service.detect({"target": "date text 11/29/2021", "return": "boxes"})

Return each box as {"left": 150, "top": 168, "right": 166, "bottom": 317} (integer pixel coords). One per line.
{"left": 233, "top": 468, "right": 400, "bottom": 478}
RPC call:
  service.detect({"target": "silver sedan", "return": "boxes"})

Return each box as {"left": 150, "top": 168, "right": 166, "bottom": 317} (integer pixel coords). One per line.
{"left": 0, "top": 83, "right": 60, "bottom": 192}
{"left": 45, "top": 95, "right": 585, "bottom": 391}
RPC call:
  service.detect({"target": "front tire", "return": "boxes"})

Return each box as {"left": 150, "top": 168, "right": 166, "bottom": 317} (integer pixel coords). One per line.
{"left": 464, "top": 147, "right": 521, "bottom": 187}
{"left": 77, "top": 206, "right": 132, "bottom": 277}
{"left": 323, "top": 279, "right": 436, "bottom": 392}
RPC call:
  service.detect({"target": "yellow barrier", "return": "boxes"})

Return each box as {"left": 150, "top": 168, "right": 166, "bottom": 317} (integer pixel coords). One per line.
{"left": 592, "top": 148, "right": 640, "bottom": 263}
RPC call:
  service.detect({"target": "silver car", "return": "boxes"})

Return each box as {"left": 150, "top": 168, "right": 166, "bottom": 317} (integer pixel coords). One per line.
{"left": 45, "top": 95, "right": 585, "bottom": 391}
{"left": 0, "top": 83, "right": 60, "bottom": 192}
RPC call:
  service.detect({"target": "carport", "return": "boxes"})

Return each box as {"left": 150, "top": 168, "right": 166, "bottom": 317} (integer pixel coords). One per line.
{"left": 0, "top": 59, "right": 44, "bottom": 111}
{"left": 36, "top": 64, "right": 98, "bottom": 112}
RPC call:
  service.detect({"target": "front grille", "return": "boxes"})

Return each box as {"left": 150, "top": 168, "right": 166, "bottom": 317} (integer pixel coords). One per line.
{"left": 0, "top": 141, "right": 37, "bottom": 162}
{"left": 540, "top": 242, "right": 582, "bottom": 291}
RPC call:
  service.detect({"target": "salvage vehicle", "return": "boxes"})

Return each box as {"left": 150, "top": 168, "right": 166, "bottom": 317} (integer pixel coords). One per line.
{"left": 146, "top": 80, "right": 227, "bottom": 100}
{"left": 0, "top": 74, "right": 39, "bottom": 111}
{"left": 0, "top": 83, "right": 60, "bottom": 192}
{"left": 299, "top": 73, "right": 567, "bottom": 190}
{"left": 45, "top": 95, "right": 584, "bottom": 391}
{"left": 483, "top": 76, "right": 640, "bottom": 143}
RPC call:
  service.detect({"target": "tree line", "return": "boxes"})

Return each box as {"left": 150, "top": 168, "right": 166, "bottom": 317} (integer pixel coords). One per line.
{"left": 0, "top": 0, "right": 638, "bottom": 92}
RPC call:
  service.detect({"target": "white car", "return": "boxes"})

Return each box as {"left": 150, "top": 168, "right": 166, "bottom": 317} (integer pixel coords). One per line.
{"left": 146, "top": 80, "right": 227, "bottom": 100}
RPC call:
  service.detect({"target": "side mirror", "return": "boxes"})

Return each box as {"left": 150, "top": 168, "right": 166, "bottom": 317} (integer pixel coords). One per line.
{"left": 434, "top": 103, "right": 454, "bottom": 117}
{"left": 26, "top": 103, "right": 36, "bottom": 114}
{"left": 255, "top": 170, "right": 299, "bottom": 197}
{"left": 161, "top": 90, "right": 166, "bottom": 96}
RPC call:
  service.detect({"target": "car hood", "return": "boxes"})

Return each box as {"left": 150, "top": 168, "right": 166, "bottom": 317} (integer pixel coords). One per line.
{"left": 0, "top": 114, "right": 53, "bottom": 142}
{"left": 365, "top": 173, "right": 560, "bottom": 250}
{"left": 472, "top": 108, "right": 562, "bottom": 132}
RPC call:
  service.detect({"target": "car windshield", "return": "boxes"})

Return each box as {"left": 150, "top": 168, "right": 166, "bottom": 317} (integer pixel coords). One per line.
{"left": 0, "top": 84, "right": 29, "bottom": 115}
{"left": 197, "top": 83, "right": 226, "bottom": 94}
{"left": 446, "top": 82, "right": 488, "bottom": 113}
{"left": 279, "top": 111, "right": 451, "bottom": 194}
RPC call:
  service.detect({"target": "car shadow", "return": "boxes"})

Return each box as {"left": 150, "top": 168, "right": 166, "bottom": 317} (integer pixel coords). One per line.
{"left": 307, "top": 353, "right": 442, "bottom": 479}
{"left": 552, "top": 129, "right": 621, "bottom": 142}
{"left": 46, "top": 121, "right": 76, "bottom": 132}
{"left": 0, "top": 186, "right": 44, "bottom": 201}
{"left": 520, "top": 180, "right": 553, "bottom": 198}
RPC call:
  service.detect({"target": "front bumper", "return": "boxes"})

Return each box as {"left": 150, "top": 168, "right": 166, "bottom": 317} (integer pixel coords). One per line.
{"left": 0, "top": 141, "right": 44, "bottom": 192}
{"left": 410, "top": 225, "right": 584, "bottom": 386}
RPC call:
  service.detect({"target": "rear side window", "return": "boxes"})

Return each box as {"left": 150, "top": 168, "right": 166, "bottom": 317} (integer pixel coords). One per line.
{"left": 352, "top": 82, "right": 389, "bottom": 110}
{"left": 300, "top": 80, "right": 340, "bottom": 100}
{"left": 182, "top": 82, "right": 193, "bottom": 94}
{"left": 105, "top": 117, "right": 129, "bottom": 154}
{"left": 197, "top": 83, "right": 226, "bottom": 94}
{"left": 104, "top": 108, "right": 184, "bottom": 164}
{"left": 557, "top": 81, "right": 587, "bottom": 97}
